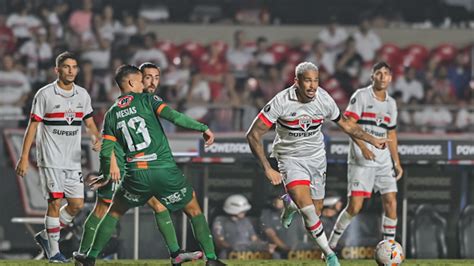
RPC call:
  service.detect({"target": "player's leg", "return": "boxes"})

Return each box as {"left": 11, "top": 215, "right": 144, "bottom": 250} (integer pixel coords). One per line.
{"left": 78, "top": 198, "right": 111, "bottom": 253}
{"left": 376, "top": 164, "right": 399, "bottom": 240}
{"left": 147, "top": 197, "right": 181, "bottom": 253}
{"left": 328, "top": 165, "right": 374, "bottom": 249}
{"left": 182, "top": 192, "right": 219, "bottom": 261}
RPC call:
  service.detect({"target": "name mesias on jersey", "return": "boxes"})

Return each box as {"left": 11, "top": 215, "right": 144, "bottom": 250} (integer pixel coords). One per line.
{"left": 258, "top": 85, "right": 340, "bottom": 160}
{"left": 344, "top": 86, "right": 398, "bottom": 167}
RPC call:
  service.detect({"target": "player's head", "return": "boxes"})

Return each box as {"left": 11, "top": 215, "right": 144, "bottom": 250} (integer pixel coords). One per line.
{"left": 55, "top": 51, "right": 79, "bottom": 85}
{"left": 371, "top": 61, "right": 392, "bottom": 90}
{"left": 294, "top": 62, "right": 319, "bottom": 102}
{"left": 114, "top": 64, "right": 143, "bottom": 94}
{"left": 139, "top": 62, "right": 161, "bottom": 94}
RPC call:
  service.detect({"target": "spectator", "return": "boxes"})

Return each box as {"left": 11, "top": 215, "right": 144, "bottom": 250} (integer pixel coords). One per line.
{"left": 132, "top": 32, "right": 168, "bottom": 70}
{"left": 447, "top": 54, "right": 471, "bottom": 100}
{"left": 200, "top": 42, "right": 228, "bottom": 101}
{"left": 68, "top": 0, "right": 93, "bottom": 36}
{"left": 17, "top": 28, "right": 52, "bottom": 83}
{"left": 455, "top": 100, "right": 474, "bottom": 132}
{"left": 430, "top": 65, "right": 456, "bottom": 104}
{"left": 0, "top": 55, "right": 31, "bottom": 120}
{"left": 260, "top": 196, "right": 307, "bottom": 258}
{"left": 0, "top": 14, "right": 16, "bottom": 57}
{"left": 260, "top": 65, "right": 286, "bottom": 101}
{"left": 212, "top": 194, "right": 272, "bottom": 259}
{"left": 393, "top": 66, "right": 424, "bottom": 103}
{"left": 38, "top": 5, "right": 63, "bottom": 42}
{"left": 317, "top": 16, "right": 348, "bottom": 69}
{"left": 414, "top": 95, "right": 453, "bottom": 133}
{"left": 226, "top": 30, "right": 254, "bottom": 89}
{"left": 99, "top": 5, "right": 121, "bottom": 42}
{"left": 305, "top": 40, "right": 334, "bottom": 75}
{"left": 253, "top": 36, "right": 275, "bottom": 66}
{"left": 162, "top": 52, "right": 193, "bottom": 104}
{"left": 6, "top": 3, "right": 41, "bottom": 45}
{"left": 182, "top": 72, "right": 211, "bottom": 123}
{"left": 352, "top": 18, "right": 382, "bottom": 63}
{"left": 335, "top": 37, "right": 364, "bottom": 95}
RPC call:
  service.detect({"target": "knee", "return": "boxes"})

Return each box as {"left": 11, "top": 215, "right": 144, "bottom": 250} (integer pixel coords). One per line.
{"left": 94, "top": 202, "right": 110, "bottom": 218}
{"left": 346, "top": 203, "right": 362, "bottom": 216}
{"left": 384, "top": 199, "right": 397, "bottom": 212}
{"left": 67, "top": 202, "right": 84, "bottom": 215}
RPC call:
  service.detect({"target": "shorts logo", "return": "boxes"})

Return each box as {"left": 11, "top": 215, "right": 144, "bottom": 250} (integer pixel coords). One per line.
{"left": 118, "top": 95, "right": 134, "bottom": 108}
{"left": 298, "top": 116, "right": 312, "bottom": 131}
{"left": 375, "top": 113, "right": 385, "bottom": 126}
{"left": 162, "top": 188, "right": 187, "bottom": 205}
{"left": 121, "top": 187, "right": 140, "bottom": 202}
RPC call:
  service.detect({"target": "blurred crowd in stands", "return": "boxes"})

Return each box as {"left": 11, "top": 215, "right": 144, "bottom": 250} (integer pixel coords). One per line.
{"left": 0, "top": 0, "right": 472, "bottom": 133}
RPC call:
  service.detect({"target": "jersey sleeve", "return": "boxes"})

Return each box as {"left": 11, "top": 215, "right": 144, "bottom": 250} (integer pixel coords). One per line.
{"left": 83, "top": 92, "right": 94, "bottom": 120}
{"left": 148, "top": 94, "right": 166, "bottom": 114}
{"left": 323, "top": 91, "right": 341, "bottom": 122}
{"left": 30, "top": 91, "right": 46, "bottom": 121}
{"left": 344, "top": 90, "right": 363, "bottom": 121}
{"left": 388, "top": 100, "right": 398, "bottom": 130}
{"left": 99, "top": 111, "right": 116, "bottom": 178}
{"left": 258, "top": 96, "right": 283, "bottom": 127}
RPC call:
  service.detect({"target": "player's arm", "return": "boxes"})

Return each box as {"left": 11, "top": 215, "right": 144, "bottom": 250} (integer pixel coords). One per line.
{"left": 15, "top": 120, "right": 40, "bottom": 177}
{"left": 246, "top": 116, "right": 281, "bottom": 185}
{"left": 345, "top": 115, "right": 376, "bottom": 160}
{"left": 156, "top": 104, "right": 214, "bottom": 146}
{"left": 109, "top": 150, "right": 121, "bottom": 183}
{"left": 263, "top": 228, "right": 289, "bottom": 251}
{"left": 388, "top": 129, "right": 403, "bottom": 180}
{"left": 100, "top": 134, "right": 116, "bottom": 179}
{"left": 336, "top": 114, "right": 388, "bottom": 149}
{"left": 84, "top": 116, "right": 101, "bottom": 151}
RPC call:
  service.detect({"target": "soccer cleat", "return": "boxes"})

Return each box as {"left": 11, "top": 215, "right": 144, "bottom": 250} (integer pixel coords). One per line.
{"left": 325, "top": 253, "right": 340, "bottom": 266}
{"left": 171, "top": 250, "right": 203, "bottom": 265}
{"left": 34, "top": 231, "right": 50, "bottom": 259}
{"left": 73, "top": 252, "right": 96, "bottom": 266}
{"left": 280, "top": 194, "right": 297, "bottom": 228}
{"left": 49, "top": 252, "right": 69, "bottom": 263}
{"left": 206, "top": 259, "right": 227, "bottom": 266}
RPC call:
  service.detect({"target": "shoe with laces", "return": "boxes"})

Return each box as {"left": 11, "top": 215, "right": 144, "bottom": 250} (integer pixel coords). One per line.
{"left": 171, "top": 250, "right": 203, "bottom": 265}
{"left": 206, "top": 259, "right": 227, "bottom": 266}
{"left": 73, "top": 252, "right": 95, "bottom": 266}
{"left": 280, "top": 194, "right": 298, "bottom": 228}
{"left": 34, "top": 231, "right": 50, "bottom": 259}
{"left": 325, "top": 253, "right": 340, "bottom": 266}
{"left": 49, "top": 252, "right": 69, "bottom": 263}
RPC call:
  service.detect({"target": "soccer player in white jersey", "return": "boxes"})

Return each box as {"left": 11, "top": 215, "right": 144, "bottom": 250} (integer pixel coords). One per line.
{"left": 15, "top": 51, "right": 101, "bottom": 263}
{"left": 328, "top": 61, "right": 403, "bottom": 249}
{"left": 246, "top": 62, "right": 388, "bottom": 266}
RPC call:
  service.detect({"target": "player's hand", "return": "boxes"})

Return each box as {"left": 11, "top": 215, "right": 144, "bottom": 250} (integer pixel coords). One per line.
{"left": 265, "top": 168, "right": 282, "bottom": 186}
{"left": 87, "top": 174, "right": 109, "bottom": 191}
{"left": 15, "top": 157, "right": 29, "bottom": 177}
{"left": 110, "top": 163, "right": 121, "bottom": 183}
{"left": 203, "top": 129, "right": 215, "bottom": 147}
{"left": 371, "top": 137, "right": 389, "bottom": 149}
{"left": 393, "top": 163, "right": 403, "bottom": 181}
{"left": 91, "top": 138, "right": 101, "bottom": 152}
{"left": 361, "top": 148, "right": 376, "bottom": 161}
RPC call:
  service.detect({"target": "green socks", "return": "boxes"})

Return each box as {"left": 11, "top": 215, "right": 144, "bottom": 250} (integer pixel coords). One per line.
{"left": 79, "top": 213, "right": 101, "bottom": 253}
{"left": 87, "top": 214, "right": 118, "bottom": 258}
{"left": 155, "top": 210, "right": 180, "bottom": 253}
{"left": 190, "top": 214, "right": 217, "bottom": 260}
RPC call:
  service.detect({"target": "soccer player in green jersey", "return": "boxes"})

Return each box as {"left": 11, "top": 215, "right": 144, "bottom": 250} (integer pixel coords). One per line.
{"left": 75, "top": 63, "right": 203, "bottom": 265}
{"left": 74, "top": 65, "right": 225, "bottom": 266}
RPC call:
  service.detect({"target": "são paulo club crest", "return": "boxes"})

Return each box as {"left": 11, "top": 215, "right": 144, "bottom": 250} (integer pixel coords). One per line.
{"left": 118, "top": 95, "right": 134, "bottom": 108}
{"left": 64, "top": 108, "right": 75, "bottom": 124}
{"left": 299, "top": 115, "right": 312, "bottom": 131}
{"left": 375, "top": 113, "right": 385, "bottom": 126}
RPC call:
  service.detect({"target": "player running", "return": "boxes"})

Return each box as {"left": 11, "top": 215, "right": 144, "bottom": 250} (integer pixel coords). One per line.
{"left": 75, "top": 62, "right": 202, "bottom": 265}
{"left": 328, "top": 61, "right": 403, "bottom": 249}
{"left": 246, "top": 62, "right": 388, "bottom": 266}
{"left": 74, "top": 65, "right": 225, "bottom": 266}
{"left": 15, "top": 52, "right": 101, "bottom": 263}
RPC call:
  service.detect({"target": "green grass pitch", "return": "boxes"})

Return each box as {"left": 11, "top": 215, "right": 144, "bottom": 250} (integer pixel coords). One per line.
{"left": 0, "top": 260, "right": 473, "bottom": 266}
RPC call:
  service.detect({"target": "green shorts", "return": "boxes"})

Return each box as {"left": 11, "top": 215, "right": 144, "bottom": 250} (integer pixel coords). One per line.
{"left": 113, "top": 167, "right": 193, "bottom": 212}
{"left": 96, "top": 172, "right": 124, "bottom": 202}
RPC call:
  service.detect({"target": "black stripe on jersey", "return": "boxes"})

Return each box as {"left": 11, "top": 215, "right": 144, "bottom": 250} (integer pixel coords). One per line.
{"left": 332, "top": 113, "right": 341, "bottom": 123}
{"left": 43, "top": 120, "right": 82, "bottom": 126}
{"left": 277, "top": 121, "right": 322, "bottom": 131}
{"left": 383, "top": 233, "right": 395, "bottom": 237}
{"left": 387, "top": 125, "right": 397, "bottom": 130}
{"left": 83, "top": 111, "right": 94, "bottom": 120}
{"left": 357, "top": 119, "right": 392, "bottom": 130}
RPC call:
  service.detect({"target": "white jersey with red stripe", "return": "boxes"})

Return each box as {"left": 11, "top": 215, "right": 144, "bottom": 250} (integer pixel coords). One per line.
{"left": 30, "top": 80, "right": 93, "bottom": 170}
{"left": 258, "top": 85, "right": 340, "bottom": 160}
{"left": 344, "top": 86, "right": 397, "bottom": 167}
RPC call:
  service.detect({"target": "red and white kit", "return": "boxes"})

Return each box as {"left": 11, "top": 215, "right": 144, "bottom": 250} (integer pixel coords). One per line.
{"left": 344, "top": 86, "right": 398, "bottom": 197}
{"left": 30, "top": 80, "right": 93, "bottom": 199}
{"left": 258, "top": 85, "right": 340, "bottom": 199}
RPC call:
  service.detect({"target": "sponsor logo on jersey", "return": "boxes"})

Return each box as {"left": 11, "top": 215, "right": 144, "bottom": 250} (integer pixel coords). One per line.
{"left": 118, "top": 95, "right": 134, "bottom": 108}
{"left": 52, "top": 129, "right": 79, "bottom": 136}
{"left": 298, "top": 116, "right": 312, "bottom": 131}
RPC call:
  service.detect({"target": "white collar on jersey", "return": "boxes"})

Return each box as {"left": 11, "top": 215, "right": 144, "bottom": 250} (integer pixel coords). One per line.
{"left": 369, "top": 85, "right": 388, "bottom": 102}
{"left": 53, "top": 79, "right": 78, "bottom": 97}
{"left": 289, "top": 85, "right": 318, "bottom": 102}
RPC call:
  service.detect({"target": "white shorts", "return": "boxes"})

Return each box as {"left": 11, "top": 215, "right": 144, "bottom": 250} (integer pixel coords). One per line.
{"left": 347, "top": 164, "right": 397, "bottom": 198}
{"left": 278, "top": 157, "right": 327, "bottom": 200}
{"left": 39, "top": 167, "right": 84, "bottom": 200}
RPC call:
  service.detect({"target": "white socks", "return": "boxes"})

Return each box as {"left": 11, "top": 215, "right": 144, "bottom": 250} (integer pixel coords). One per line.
{"left": 59, "top": 205, "right": 74, "bottom": 228}
{"left": 45, "top": 216, "right": 60, "bottom": 256}
{"left": 300, "top": 205, "right": 333, "bottom": 256}
{"left": 328, "top": 208, "right": 353, "bottom": 249}
{"left": 382, "top": 215, "right": 397, "bottom": 240}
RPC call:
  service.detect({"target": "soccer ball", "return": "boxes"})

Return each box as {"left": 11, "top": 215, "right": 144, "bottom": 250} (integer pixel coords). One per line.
{"left": 374, "top": 239, "right": 404, "bottom": 265}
